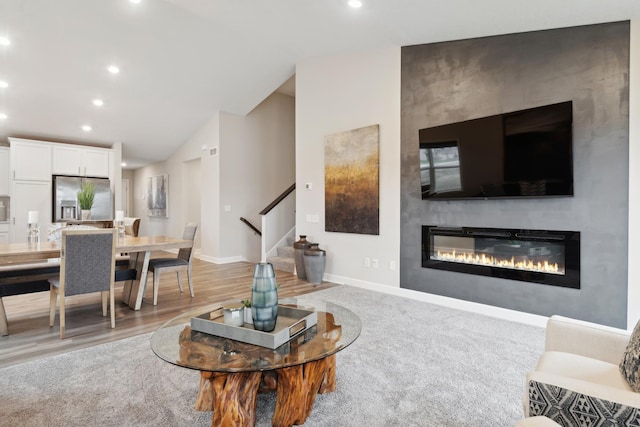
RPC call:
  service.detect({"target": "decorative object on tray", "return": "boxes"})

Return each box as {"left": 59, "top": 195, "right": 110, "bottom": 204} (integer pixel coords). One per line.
{"left": 221, "top": 302, "right": 245, "bottom": 327}
{"left": 293, "top": 235, "right": 313, "bottom": 280}
{"left": 251, "top": 262, "right": 278, "bottom": 332}
{"left": 190, "top": 304, "right": 318, "bottom": 349}
{"left": 242, "top": 298, "right": 253, "bottom": 324}
{"left": 77, "top": 181, "right": 95, "bottom": 220}
{"left": 303, "top": 243, "right": 326, "bottom": 284}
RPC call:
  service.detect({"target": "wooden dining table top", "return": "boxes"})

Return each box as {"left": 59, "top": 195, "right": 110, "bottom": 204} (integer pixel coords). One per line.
{"left": 0, "top": 235, "right": 193, "bottom": 265}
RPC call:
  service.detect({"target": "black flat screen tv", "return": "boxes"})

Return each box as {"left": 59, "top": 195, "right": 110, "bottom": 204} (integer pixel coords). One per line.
{"left": 419, "top": 101, "right": 574, "bottom": 200}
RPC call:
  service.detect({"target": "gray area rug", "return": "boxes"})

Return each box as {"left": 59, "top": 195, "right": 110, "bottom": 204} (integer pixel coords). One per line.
{"left": 0, "top": 285, "right": 545, "bottom": 426}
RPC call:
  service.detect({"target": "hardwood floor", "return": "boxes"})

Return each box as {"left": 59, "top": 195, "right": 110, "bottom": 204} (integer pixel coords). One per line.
{"left": 0, "top": 255, "right": 338, "bottom": 369}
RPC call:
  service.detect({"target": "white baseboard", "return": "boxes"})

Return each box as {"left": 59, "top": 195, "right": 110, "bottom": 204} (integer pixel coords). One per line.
{"left": 197, "top": 254, "right": 246, "bottom": 264}
{"left": 323, "top": 273, "right": 548, "bottom": 328}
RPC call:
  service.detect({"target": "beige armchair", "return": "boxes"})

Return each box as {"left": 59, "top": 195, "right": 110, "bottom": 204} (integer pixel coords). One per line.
{"left": 523, "top": 315, "right": 640, "bottom": 425}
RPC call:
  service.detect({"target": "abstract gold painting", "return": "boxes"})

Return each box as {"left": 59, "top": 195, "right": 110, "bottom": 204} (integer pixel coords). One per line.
{"left": 325, "top": 124, "right": 379, "bottom": 235}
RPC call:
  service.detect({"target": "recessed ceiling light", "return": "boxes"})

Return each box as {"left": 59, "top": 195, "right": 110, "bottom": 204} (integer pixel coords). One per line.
{"left": 107, "top": 65, "right": 120, "bottom": 74}
{"left": 0, "top": 37, "right": 10, "bottom": 46}
{"left": 129, "top": 0, "right": 141, "bottom": 4}
{"left": 0, "top": 81, "right": 8, "bottom": 88}
{"left": 82, "top": 125, "right": 92, "bottom": 132}
{"left": 93, "top": 99, "right": 104, "bottom": 107}
{"left": 0, "top": 113, "right": 7, "bottom": 120}
{"left": 348, "top": 0, "right": 362, "bottom": 8}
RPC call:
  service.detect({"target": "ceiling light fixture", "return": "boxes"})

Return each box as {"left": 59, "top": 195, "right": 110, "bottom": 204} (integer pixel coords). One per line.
{"left": 121, "top": 162, "right": 127, "bottom": 167}
{"left": 0, "top": 37, "right": 10, "bottom": 46}
{"left": 82, "top": 125, "right": 92, "bottom": 132}
{"left": 129, "top": 0, "right": 141, "bottom": 4}
{"left": 0, "top": 113, "right": 7, "bottom": 120}
{"left": 0, "top": 81, "right": 8, "bottom": 88}
{"left": 93, "top": 99, "right": 104, "bottom": 107}
{"left": 348, "top": 0, "right": 362, "bottom": 8}
{"left": 107, "top": 65, "right": 120, "bottom": 74}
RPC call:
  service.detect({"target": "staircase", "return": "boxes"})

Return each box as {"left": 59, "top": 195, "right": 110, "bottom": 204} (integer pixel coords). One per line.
{"left": 267, "top": 237, "right": 295, "bottom": 274}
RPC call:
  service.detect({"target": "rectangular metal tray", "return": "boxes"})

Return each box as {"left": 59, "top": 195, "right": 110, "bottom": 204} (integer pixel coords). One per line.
{"left": 190, "top": 305, "right": 318, "bottom": 349}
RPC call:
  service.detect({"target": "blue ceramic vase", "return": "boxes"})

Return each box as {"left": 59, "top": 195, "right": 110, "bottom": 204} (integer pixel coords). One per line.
{"left": 251, "top": 262, "right": 278, "bottom": 332}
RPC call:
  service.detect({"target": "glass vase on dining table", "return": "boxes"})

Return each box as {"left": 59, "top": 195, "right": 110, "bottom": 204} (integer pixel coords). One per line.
{"left": 27, "top": 210, "right": 40, "bottom": 246}
{"left": 114, "top": 210, "right": 125, "bottom": 240}
{"left": 27, "top": 222, "right": 40, "bottom": 246}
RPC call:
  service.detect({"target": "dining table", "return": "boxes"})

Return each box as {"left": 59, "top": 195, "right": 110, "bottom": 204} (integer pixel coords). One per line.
{"left": 0, "top": 235, "right": 193, "bottom": 336}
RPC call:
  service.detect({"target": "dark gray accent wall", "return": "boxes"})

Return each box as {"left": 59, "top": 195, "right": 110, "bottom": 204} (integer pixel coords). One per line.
{"left": 400, "top": 22, "right": 630, "bottom": 328}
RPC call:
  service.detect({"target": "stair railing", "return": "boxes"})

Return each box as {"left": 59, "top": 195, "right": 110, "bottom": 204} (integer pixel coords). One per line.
{"left": 259, "top": 184, "right": 296, "bottom": 262}
{"left": 240, "top": 217, "right": 262, "bottom": 236}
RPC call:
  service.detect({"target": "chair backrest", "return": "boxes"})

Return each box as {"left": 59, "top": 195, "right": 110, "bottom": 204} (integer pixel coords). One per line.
{"left": 60, "top": 229, "right": 117, "bottom": 297}
{"left": 123, "top": 217, "right": 140, "bottom": 237}
{"left": 177, "top": 222, "right": 198, "bottom": 263}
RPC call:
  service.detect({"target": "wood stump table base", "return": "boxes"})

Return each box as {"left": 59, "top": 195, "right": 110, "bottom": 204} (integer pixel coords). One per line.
{"left": 196, "top": 371, "right": 261, "bottom": 427}
{"left": 195, "top": 354, "right": 337, "bottom": 427}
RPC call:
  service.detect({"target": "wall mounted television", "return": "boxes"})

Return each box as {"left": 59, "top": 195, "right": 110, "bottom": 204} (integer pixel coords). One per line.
{"left": 419, "top": 101, "right": 574, "bottom": 200}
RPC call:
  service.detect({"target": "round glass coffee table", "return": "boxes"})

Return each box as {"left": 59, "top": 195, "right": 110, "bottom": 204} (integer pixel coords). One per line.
{"left": 151, "top": 296, "right": 361, "bottom": 427}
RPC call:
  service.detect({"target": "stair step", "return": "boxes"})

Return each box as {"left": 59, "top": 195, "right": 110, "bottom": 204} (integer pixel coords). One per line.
{"left": 277, "top": 246, "right": 294, "bottom": 258}
{"left": 267, "top": 256, "right": 295, "bottom": 274}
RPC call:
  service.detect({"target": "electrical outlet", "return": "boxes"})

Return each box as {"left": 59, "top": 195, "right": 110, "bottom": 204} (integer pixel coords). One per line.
{"left": 364, "top": 257, "right": 371, "bottom": 268}
{"left": 389, "top": 260, "right": 396, "bottom": 271}
{"left": 372, "top": 258, "right": 379, "bottom": 269}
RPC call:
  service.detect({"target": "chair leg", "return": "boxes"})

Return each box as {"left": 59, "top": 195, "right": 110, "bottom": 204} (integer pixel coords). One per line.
{"left": 49, "top": 285, "right": 57, "bottom": 327}
{"left": 187, "top": 268, "right": 194, "bottom": 298}
{"left": 59, "top": 290, "right": 66, "bottom": 339}
{"left": 110, "top": 288, "right": 115, "bottom": 329}
{"left": 0, "top": 298, "right": 8, "bottom": 336}
{"left": 101, "top": 291, "right": 108, "bottom": 317}
{"left": 153, "top": 270, "right": 160, "bottom": 306}
{"left": 177, "top": 271, "right": 184, "bottom": 293}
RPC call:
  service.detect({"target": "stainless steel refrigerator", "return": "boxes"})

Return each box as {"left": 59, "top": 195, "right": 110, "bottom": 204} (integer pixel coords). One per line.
{"left": 52, "top": 175, "right": 112, "bottom": 222}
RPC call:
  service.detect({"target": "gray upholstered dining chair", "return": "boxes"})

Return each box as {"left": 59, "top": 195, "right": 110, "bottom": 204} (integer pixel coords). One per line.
{"left": 148, "top": 222, "right": 198, "bottom": 306}
{"left": 49, "top": 228, "right": 117, "bottom": 339}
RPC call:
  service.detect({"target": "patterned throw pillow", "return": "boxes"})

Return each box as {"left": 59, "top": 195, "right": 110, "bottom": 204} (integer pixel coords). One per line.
{"left": 620, "top": 319, "right": 640, "bottom": 392}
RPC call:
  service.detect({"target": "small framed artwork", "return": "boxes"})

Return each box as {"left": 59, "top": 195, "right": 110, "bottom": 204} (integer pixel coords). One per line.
{"left": 147, "top": 174, "right": 168, "bottom": 218}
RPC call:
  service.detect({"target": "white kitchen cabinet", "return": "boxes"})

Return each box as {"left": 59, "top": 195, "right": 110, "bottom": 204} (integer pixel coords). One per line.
{"left": 0, "top": 147, "right": 9, "bottom": 195}
{"left": 10, "top": 180, "right": 51, "bottom": 243}
{"left": 0, "top": 223, "right": 8, "bottom": 244}
{"left": 53, "top": 144, "right": 110, "bottom": 177}
{"left": 9, "top": 138, "right": 52, "bottom": 181}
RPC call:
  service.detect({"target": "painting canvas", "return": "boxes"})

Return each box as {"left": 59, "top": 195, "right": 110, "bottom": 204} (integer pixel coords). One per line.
{"left": 147, "top": 174, "right": 168, "bottom": 218}
{"left": 325, "top": 124, "right": 380, "bottom": 235}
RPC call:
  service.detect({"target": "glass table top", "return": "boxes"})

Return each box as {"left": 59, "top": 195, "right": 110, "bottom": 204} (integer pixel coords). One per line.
{"left": 150, "top": 296, "right": 362, "bottom": 373}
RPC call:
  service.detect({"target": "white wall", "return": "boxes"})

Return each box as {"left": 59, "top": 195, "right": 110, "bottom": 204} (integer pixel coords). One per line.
{"left": 296, "top": 47, "right": 401, "bottom": 288}
{"left": 219, "top": 93, "right": 296, "bottom": 262}
{"left": 132, "top": 92, "right": 295, "bottom": 263}
{"left": 295, "top": 37, "right": 640, "bottom": 330}
{"left": 183, "top": 158, "right": 202, "bottom": 249}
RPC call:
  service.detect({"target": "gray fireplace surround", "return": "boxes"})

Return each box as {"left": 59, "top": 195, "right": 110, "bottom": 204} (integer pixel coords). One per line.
{"left": 400, "top": 21, "right": 630, "bottom": 328}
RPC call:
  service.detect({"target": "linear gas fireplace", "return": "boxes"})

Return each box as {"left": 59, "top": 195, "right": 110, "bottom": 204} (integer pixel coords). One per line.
{"left": 422, "top": 226, "right": 580, "bottom": 289}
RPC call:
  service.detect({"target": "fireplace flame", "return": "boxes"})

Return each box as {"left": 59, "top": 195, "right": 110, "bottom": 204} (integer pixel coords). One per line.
{"left": 433, "top": 249, "right": 563, "bottom": 275}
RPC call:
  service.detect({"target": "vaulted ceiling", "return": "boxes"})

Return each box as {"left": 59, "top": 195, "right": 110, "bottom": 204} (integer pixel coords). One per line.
{"left": 0, "top": 0, "right": 639, "bottom": 168}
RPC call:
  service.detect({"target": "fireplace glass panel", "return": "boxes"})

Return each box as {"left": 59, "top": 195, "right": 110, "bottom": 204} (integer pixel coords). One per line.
{"left": 432, "top": 235, "right": 565, "bottom": 275}
{"left": 422, "top": 226, "right": 580, "bottom": 289}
